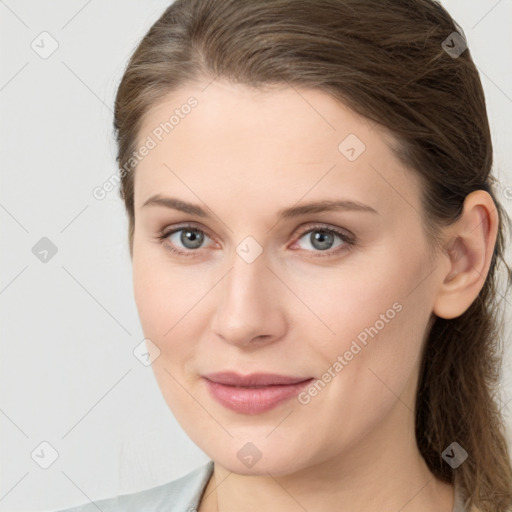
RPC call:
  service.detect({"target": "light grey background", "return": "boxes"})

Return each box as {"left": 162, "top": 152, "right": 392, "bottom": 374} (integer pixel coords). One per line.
{"left": 0, "top": 1, "right": 511, "bottom": 511}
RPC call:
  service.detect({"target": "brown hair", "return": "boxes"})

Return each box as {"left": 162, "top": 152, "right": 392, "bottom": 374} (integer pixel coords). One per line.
{"left": 113, "top": 1, "right": 512, "bottom": 509}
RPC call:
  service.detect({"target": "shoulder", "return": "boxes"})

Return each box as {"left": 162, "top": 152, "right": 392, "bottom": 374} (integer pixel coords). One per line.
{"left": 452, "top": 481, "right": 482, "bottom": 512}
{"left": 55, "top": 460, "right": 214, "bottom": 512}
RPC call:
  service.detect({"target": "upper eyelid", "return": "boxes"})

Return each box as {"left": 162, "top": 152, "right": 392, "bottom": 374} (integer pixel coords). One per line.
{"left": 161, "top": 222, "right": 214, "bottom": 241}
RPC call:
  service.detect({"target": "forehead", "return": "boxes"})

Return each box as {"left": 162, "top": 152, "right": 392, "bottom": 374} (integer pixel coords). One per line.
{"left": 133, "top": 80, "right": 420, "bottom": 219}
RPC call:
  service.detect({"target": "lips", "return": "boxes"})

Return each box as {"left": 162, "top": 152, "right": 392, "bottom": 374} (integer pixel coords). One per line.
{"left": 202, "top": 372, "right": 313, "bottom": 415}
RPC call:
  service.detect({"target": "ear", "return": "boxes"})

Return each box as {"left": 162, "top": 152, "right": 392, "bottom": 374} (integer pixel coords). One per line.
{"left": 433, "top": 190, "right": 499, "bottom": 320}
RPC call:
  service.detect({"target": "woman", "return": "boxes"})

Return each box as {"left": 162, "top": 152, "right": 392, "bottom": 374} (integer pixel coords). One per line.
{"left": 58, "top": 0, "right": 512, "bottom": 511}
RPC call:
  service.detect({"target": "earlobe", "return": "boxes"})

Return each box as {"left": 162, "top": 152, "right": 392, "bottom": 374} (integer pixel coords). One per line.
{"left": 433, "top": 190, "right": 498, "bottom": 320}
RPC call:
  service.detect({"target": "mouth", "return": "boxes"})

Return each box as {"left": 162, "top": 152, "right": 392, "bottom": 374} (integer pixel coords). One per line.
{"left": 202, "top": 372, "right": 314, "bottom": 415}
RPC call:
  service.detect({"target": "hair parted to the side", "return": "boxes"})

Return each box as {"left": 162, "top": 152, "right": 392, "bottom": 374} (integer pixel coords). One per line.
{"left": 113, "top": 1, "right": 512, "bottom": 510}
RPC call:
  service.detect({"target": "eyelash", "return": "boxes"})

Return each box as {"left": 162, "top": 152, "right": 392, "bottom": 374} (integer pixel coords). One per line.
{"left": 155, "top": 223, "right": 356, "bottom": 259}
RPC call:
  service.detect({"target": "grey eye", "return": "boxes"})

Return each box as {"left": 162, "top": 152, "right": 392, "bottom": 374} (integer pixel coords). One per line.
{"left": 169, "top": 229, "right": 207, "bottom": 250}
{"left": 296, "top": 230, "right": 345, "bottom": 252}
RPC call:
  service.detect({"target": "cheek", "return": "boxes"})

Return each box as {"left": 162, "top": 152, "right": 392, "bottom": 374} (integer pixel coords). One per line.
{"left": 295, "top": 255, "right": 417, "bottom": 349}
{"left": 132, "top": 245, "right": 183, "bottom": 364}
{"left": 132, "top": 239, "right": 198, "bottom": 334}
{"left": 290, "top": 255, "right": 433, "bottom": 456}
{"left": 300, "top": 244, "right": 433, "bottom": 390}
{"left": 131, "top": 245, "right": 214, "bottom": 374}
{"left": 132, "top": 254, "right": 201, "bottom": 415}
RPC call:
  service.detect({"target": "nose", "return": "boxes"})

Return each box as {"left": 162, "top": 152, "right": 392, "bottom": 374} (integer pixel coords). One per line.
{"left": 210, "top": 249, "right": 288, "bottom": 349}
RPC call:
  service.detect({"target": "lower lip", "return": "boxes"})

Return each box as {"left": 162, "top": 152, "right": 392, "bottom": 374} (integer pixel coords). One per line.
{"left": 203, "top": 378, "right": 313, "bottom": 415}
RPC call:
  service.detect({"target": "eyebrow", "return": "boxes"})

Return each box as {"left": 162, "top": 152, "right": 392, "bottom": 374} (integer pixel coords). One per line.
{"left": 142, "top": 195, "right": 378, "bottom": 218}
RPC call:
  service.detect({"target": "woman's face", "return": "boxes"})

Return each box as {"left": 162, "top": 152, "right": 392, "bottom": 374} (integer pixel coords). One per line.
{"left": 131, "top": 80, "right": 444, "bottom": 476}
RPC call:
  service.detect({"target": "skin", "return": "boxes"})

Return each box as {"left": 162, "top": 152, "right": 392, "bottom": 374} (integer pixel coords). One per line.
{"left": 131, "top": 80, "right": 496, "bottom": 512}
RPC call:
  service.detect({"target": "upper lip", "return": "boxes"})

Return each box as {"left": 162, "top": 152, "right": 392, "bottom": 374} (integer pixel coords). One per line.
{"left": 203, "top": 372, "right": 313, "bottom": 387}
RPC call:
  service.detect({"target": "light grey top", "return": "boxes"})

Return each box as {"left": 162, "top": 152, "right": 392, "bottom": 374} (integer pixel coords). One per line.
{"left": 55, "top": 461, "right": 214, "bottom": 512}
{"left": 56, "top": 460, "right": 472, "bottom": 511}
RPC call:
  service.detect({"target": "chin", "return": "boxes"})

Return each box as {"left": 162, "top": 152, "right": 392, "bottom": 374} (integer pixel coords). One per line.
{"left": 203, "top": 436, "right": 316, "bottom": 477}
